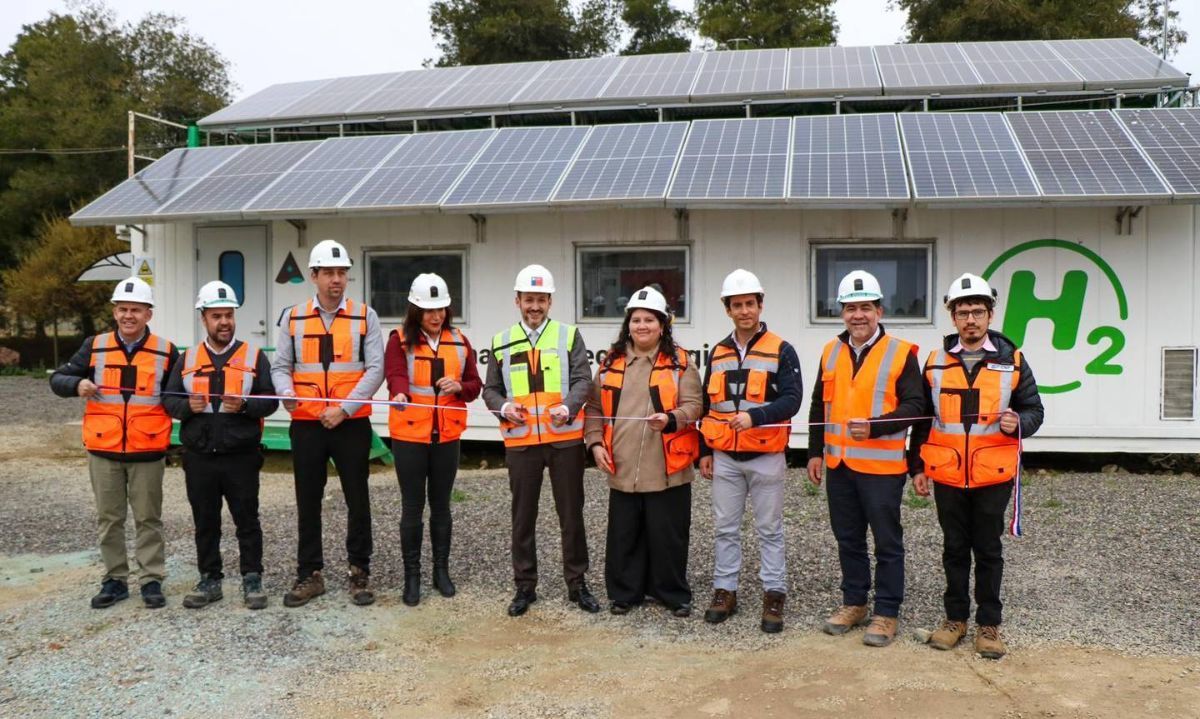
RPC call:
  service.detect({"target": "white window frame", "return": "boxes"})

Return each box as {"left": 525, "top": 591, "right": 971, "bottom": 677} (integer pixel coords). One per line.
{"left": 809, "top": 240, "right": 935, "bottom": 325}
{"left": 574, "top": 243, "right": 692, "bottom": 325}
{"left": 363, "top": 248, "right": 468, "bottom": 324}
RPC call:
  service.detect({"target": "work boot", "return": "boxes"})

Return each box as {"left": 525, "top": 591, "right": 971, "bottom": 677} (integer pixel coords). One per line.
{"left": 761, "top": 590, "right": 786, "bottom": 634}
{"left": 402, "top": 523, "right": 422, "bottom": 607}
{"left": 703, "top": 589, "right": 737, "bottom": 624}
{"left": 928, "top": 619, "right": 968, "bottom": 650}
{"left": 90, "top": 579, "right": 129, "bottom": 609}
{"left": 182, "top": 575, "right": 224, "bottom": 609}
{"left": 242, "top": 573, "right": 268, "bottom": 610}
{"left": 821, "top": 604, "right": 869, "bottom": 635}
{"left": 283, "top": 571, "right": 325, "bottom": 608}
{"left": 430, "top": 522, "right": 456, "bottom": 598}
{"left": 348, "top": 565, "right": 375, "bottom": 606}
{"left": 975, "top": 625, "right": 1007, "bottom": 659}
{"left": 140, "top": 581, "right": 167, "bottom": 609}
{"left": 863, "top": 615, "right": 899, "bottom": 647}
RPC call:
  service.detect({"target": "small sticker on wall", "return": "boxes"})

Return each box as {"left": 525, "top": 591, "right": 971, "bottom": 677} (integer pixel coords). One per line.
{"left": 135, "top": 257, "right": 155, "bottom": 286}
{"left": 276, "top": 251, "right": 304, "bottom": 284}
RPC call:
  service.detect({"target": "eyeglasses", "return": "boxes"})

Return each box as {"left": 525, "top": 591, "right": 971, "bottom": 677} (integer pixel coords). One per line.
{"left": 953, "top": 309, "right": 989, "bottom": 321}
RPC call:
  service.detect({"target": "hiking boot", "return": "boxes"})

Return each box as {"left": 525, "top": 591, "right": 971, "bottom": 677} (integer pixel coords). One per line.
{"left": 182, "top": 575, "right": 224, "bottom": 609}
{"left": 348, "top": 566, "right": 375, "bottom": 606}
{"left": 703, "top": 589, "right": 737, "bottom": 624}
{"left": 283, "top": 571, "right": 325, "bottom": 608}
{"left": 141, "top": 581, "right": 166, "bottom": 609}
{"left": 90, "top": 579, "right": 129, "bottom": 609}
{"left": 761, "top": 591, "right": 786, "bottom": 634}
{"left": 863, "top": 615, "right": 899, "bottom": 647}
{"left": 975, "top": 625, "right": 1007, "bottom": 659}
{"left": 929, "top": 619, "right": 968, "bottom": 650}
{"left": 821, "top": 604, "right": 869, "bottom": 635}
{"left": 242, "top": 573, "right": 268, "bottom": 610}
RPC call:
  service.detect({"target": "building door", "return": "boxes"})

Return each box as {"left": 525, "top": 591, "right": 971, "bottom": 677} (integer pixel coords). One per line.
{"left": 196, "top": 225, "right": 269, "bottom": 347}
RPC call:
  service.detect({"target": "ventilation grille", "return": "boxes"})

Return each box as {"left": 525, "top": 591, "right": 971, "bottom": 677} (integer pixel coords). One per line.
{"left": 1162, "top": 348, "right": 1197, "bottom": 420}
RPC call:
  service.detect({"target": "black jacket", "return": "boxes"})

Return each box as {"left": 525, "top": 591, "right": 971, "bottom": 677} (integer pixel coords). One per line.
{"left": 163, "top": 340, "right": 278, "bottom": 454}
{"left": 908, "top": 330, "right": 1045, "bottom": 475}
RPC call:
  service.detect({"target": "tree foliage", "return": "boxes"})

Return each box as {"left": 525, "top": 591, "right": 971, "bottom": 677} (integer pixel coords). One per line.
{"left": 695, "top": 0, "right": 837, "bottom": 49}
{"left": 622, "top": 0, "right": 693, "bottom": 55}
{"left": 429, "top": 0, "right": 622, "bottom": 65}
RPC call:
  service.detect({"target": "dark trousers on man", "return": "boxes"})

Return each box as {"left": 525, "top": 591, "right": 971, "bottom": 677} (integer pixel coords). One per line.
{"left": 392, "top": 439, "right": 460, "bottom": 561}
{"left": 290, "top": 417, "right": 373, "bottom": 579}
{"left": 605, "top": 483, "right": 692, "bottom": 609}
{"left": 507, "top": 443, "right": 589, "bottom": 592}
{"left": 934, "top": 479, "right": 1013, "bottom": 626}
{"left": 826, "top": 464, "right": 906, "bottom": 617}
{"left": 183, "top": 450, "right": 264, "bottom": 578}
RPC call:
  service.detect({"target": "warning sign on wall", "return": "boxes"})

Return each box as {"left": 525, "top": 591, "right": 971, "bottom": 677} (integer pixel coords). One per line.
{"left": 135, "top": 257, "right": 155, "bottom": 286}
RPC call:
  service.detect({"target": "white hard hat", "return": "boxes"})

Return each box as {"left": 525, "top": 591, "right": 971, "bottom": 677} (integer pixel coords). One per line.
{"left": 625, "top": 286, "right": 669, "bottom": 315}
{"left": 514, "top": 264, "right": 555, "bottom": 293}
{"left": 944, "top": 273, "right": 997, "bottom": 307}
{"left": 308, "top": 239, "right": 352, "bottom": 268}
{"left": 409, "top": 272, "right": 451, "bottom": 309}
{"left": 720, "top": 269, "right": 764, "bottom": 298}
{"left": 194, "top": 280, "right": 239, "bottom": 310}
{"left": 837, "top": 270, "right": 883, "bottom": 303}
{"left": 111, "top": 276, "right": 154, "bottom": 306}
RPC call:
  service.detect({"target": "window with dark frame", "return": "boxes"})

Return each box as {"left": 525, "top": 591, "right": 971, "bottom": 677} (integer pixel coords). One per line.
{"left": 366, "top": 251, "right": 466, "bottom": 322}
{"left": 577, "top": 246, "right": 689, "bottom": 322}
{"left": 811, "top": 244, "right": 932, "bottom": 322}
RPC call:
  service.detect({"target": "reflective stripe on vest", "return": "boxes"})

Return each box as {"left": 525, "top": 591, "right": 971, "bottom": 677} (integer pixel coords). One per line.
{"left": 599, "top": 347, "right": 700, "bottom": 476}
{"left": 491, "top": 320, "right": 583, "bottom": 446}
{"left": 821, "top": 334, "right": 913, "bottom": 475}
{"left": 83, "top": 332, "right": 173, "bottom": 454}
{"left": 286, "top": 298, "right": 370, "bottom": 421}
{"left": 389, "top": 327, "right": 470, "bottom": 444}
{"left": 700, "top": 331, "right": 790, "bottom": 454}
{"left": 181, "top": 342, "right": 259, "bottom": 414}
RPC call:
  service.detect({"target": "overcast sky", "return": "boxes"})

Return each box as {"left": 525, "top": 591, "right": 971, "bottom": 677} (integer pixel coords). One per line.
{"left": 1, "top": 0, "right": 1196, "bottom": 101}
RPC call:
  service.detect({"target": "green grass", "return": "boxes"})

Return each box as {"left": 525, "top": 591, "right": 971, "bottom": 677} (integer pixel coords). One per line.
{"left": 903, "top": 488, "right": 932, "bottom": 509}
{"left": 450, "top": 488, "right": 470, "bottom": 503}
{"left": 1043, "top": 498, "right": 1064, "bottom": 509}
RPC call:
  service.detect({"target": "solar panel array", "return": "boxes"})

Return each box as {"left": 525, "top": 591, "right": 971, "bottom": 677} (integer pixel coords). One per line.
{"left": 901, "top": 113, "right": 1040, "bottom": 200}
{"left": 1115, "top": 109, "right": 1200, "bottom": 197}
{"left": 343, "top": 129, "right": 496, "bottom": 209}
{"left": 199, "top": 40, "right": 1188, "bottom": 128}
{"left": 553, "top": 122, "right": 687, "bottom": 202}
{"left": 443, "top": 126, "right": 591, "bottom": 207}
{"left": 159, "top": 141, "right": 322, "bottom": 216}
{"left": 668, "top": 118, "right": 791, "bottom": 201}
{"left": 791, "top": 114, "right": 908, "bottom": 201}
{"left": 246, "top": 135, "right": 408, "bottom": 212}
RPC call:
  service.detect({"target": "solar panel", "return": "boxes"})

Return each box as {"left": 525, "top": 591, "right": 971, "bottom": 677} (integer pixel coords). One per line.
{"left": 200, "top": 79, "right": 333, "bottom": 126}
{"left": 71, "top": 146, "right": 246, "bottom": 223}
{"left": 790, "top": 114, "right": 908, "bottom": 201}
{"left": 273, "top": 73, "right": 403, "bottom": 119}
{"left": 690, "top": 49, "right": 787, "bottom": 99}
{"left": 159, "top": 142, "right": 322, "bottom": 215}
{"left": 511, "top": 56, "right": 625, "bottom": 105}
{"left": 1115, "top": 108, "right": 1200, "bottom": 197}
{"left": 900, "top": 113, "right": 1039, "bottom": 200}
{"left": 668, "top": 118, "right": 791, "bottom": 201}
{"left": 1047, "top": 38, "right": 1189, "bottom": 90}
{"left": 428, "top": 62, "right": 549, "bottom": 110}
{"left": 348, "top": 66, "right": 474, "bottom": 115}
{"left": 960, "top": 41, "right": 1083, "bottom": 91}
{"left": 786, "top": 46, "right": 882, "bottom": 96}
{"left": 245, "top": 135, "right": 409, "bottom": 212}
{"left": 875, "top": 43, "right": 982, "bottom": 94}
{"left": 342, "top": 129, "right": 496, "bottom": 209}
{"left": 552, "top": 122, "right": 687, "bottom": 203}
{"left": 599, "top": 52, "right": 705, "bottom": 102}
{"left": 443, "top": 126, "right": 589, "bottom": 207}
{"left": 1007, "top": 110, "right": 1169, "bottom": 198}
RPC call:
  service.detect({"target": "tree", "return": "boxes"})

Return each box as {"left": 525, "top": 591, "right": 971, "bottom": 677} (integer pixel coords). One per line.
{"left": 622, "top": 0, "right": 693, "bottom": 55}
{"left": 894, "top": 0, "right": 1187, "bottom": 55}
{"left": 428, "top": 0, "right": 621, "bottom": 66}
{"left": 695, "top": 0, "right": 837, "bottom": 50}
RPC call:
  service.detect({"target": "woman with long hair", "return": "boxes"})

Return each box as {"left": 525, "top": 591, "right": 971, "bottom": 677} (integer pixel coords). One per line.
{"left": 584, "top": 286, "right": 703, "bottom": 616}
{"left": 384, "top": 273, "right": 481, "bottom": 606}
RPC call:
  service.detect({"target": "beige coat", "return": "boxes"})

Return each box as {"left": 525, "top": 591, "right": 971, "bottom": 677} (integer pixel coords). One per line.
{"left": 584, "top": 344, "right": 704, "bottom": 493}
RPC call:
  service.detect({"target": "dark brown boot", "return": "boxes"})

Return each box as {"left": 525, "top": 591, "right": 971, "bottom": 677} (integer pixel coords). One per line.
{"left": 703, "top": 589, "right": 737, "bottom": 624}
{"left": 348, "top": 566, "right": 375, "bottom": 606}
{"left": 761, "top": 590, "right": 786, "bottom": 634}
{"left": 283, "top": 571, "right": 325, "bottom": 608}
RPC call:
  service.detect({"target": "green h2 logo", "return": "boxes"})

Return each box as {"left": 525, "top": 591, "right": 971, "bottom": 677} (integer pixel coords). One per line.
{"left": 982, "top": 239, "right": 1128, "bottom": 395}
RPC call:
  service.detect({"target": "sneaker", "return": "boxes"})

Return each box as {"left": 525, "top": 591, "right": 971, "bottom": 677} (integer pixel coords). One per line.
{"left": 929, "top": 619, "right": 968, "bottom": 650}
{"left": 182, "top": 575, "right": 224, "bottom": 609}
{"left": 283, "top": 571, "right": 325, "bottom": 608}
{"left": 90, "top": 579, "right": 129, "bottom": 609}
{"left": 703, "top": 589, "right": 737, "bottom": 624}
{"left": 348, "top": 566, "right": 375, "bottom": 606}
{"left": 821, "top": 604, "right": 869, "bottom": 635}
{"left": 761, "top": 591, "right": 786, "bottom": 634}
{"left": 242, "top": 573, "right": 268, "bottom": 610}
{"left": 975, "top": 625, "right": 1007, "bottom": 659}
{"left": 140, "top": 581, "right": 167, "bottom": 609}
{"left": 862, "top": 615, "right": 899, "bottom": 647}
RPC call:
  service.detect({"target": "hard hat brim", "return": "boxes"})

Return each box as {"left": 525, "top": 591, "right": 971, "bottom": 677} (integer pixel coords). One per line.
{"left": 837, "top": 292, "right": 883, "bottom": 303}
{"left": 514, "top": 286, "right": 555, "bottom": 294}
{"left": 409, "top": 296, "right": 452, "bottom": 309}
{"left": 196, "top": 300, "right": 240, "bottom": 309}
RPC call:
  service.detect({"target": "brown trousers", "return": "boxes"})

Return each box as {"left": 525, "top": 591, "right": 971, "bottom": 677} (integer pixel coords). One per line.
{"left": 507, "top": 443, "right": 589, "bottom": 591}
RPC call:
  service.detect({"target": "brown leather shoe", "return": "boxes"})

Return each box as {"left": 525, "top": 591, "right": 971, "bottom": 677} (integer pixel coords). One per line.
{"left": 862, "top": 615, "right": 899, "bottom": 647}
{"left": 283, "top": 571, "right": 325, "bottom": 608}
{"left": 703, "top": 589, "right": 737, "bottom": 624}
{"left": 348, "top": 566, "right": 375, "bottom": 606}
{"left": 821, "top": 604, "right": 869, "bottom": 635}
{"left": 761, "top": 591, "right": 786, "bottom": 634}
{"left": 975, "top": 625, "right": 1007, "bottom": 659}
{"left": 929, "top": 619, "right": 968, "bottom": 650}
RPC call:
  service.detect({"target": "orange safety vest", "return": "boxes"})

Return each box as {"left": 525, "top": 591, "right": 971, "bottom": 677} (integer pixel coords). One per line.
{"left": 821, "top": 334, "right": 914, "bottom": 475}
{"left": 598, "top": 347, "right": 701, "bottom": 476}
{"left": 919, "top": 348, "right": 1022, "bottom": 489}
{"left": 491, "top": 320, "right": 584, "bottom": 448}
{"left": 285, "top": 298, "right": 370, "bottom": 421}
{"left": 83, "top": 332, "right": 174, "bottom": 455}
{"left": 700, "top": 331, "right": 791, "bottom": 454}
{"left": 388, "top": 328, "right": 469, "bottom": 444}
{"left": 180, "top": 341, "right": 263, "bottom": 427}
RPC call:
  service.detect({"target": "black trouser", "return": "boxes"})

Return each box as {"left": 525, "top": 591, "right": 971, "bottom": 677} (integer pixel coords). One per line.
{"left": 507, "top": 443, "right": 589, "bottom": 591}
{"left": 605, "top": 483, "right": 692, "bottom": 609}
{"left": 183, "top": 449, "right": 264, "bottom": 578}
{"left": 826, "top": 465, "right": 906, "bottom": 617}
{"left": 934, "top": 479, "right": 1013, "bottom": 626}
{"left": 290, "top": 418, "right": 373, "bottom": 579}
{"left": 392, "top": 439, "right": 459, "bottom": 544}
